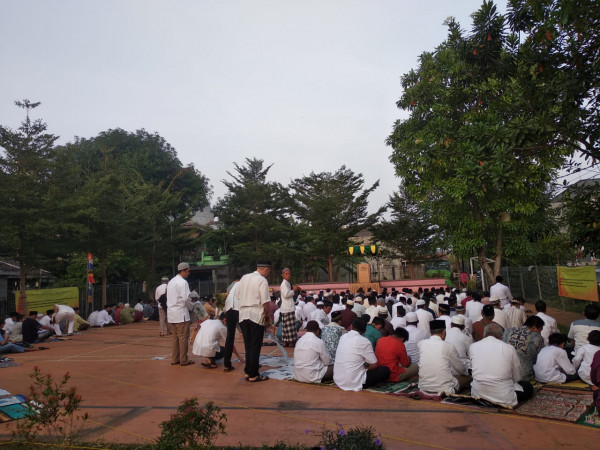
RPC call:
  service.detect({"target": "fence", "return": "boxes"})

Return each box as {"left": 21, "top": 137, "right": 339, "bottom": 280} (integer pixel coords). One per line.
{"left": 500, "top": 265, "right": 595, "bottom": 314}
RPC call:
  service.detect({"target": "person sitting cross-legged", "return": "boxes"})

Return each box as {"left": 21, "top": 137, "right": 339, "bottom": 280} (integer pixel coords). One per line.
{"left": 417, "top": 319, "right": 471, "bottom": 395}
{"left": 573, "top": 330, "right": 600, "bottom": 385}
{"left": 375, "top": 327, "right": 418, "bottom": 382}
{"left": 294, "top": 320, "right": 333, "bottom": 383}
{"left": 333, "top": 317, "right": 390, "bottom": 391}
{"left": 470, "top": 323, "right": 534, "bottom": 408}
{"left": 533, "top": 333, "right": 578, "bottom": 384}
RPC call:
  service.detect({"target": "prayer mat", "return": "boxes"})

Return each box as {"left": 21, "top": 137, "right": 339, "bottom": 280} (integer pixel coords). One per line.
{"left": 0, "top": 395, "right": 26, "bottom": 408}
{"left": 259, "top": 355, "right": 295, "bottom": 380}
{"left": 0, "top": 360, "right": 19, "bottom": 369}
{"left": 0, "top": 402, "right": 31, "bottom": 420}
{"left": 512, "top": 389, "right": 594, "bottom": 422}
{"left": 577, "top": 405, "right": 600, "bottom": 429}
{"left": 259, "top": 355, "right": 292, "bottom": 368}
{"left": 543, "top": 380, "right": 593, "bottom": 391}
{"left": 388, "top": 389, "right": 444, "bottom": 402}
{"left": 366, "top": 380, "right": 417, "bottom": 394}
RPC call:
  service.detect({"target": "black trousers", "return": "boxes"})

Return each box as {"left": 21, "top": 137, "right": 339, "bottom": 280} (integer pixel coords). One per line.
{"left": 363, "top": 366, "right": 391, "bottom": 389}
{"left": 224, "top": 309, "right": 239, "bottom": 368}
{"left": 210, "top": 346, "right": 225, "bottom": 364}
{"left": 516, "top": 380, "right": 534, "bottom": 403}
{"left": 240, "top": 319, "right": 265, "bottom": 378}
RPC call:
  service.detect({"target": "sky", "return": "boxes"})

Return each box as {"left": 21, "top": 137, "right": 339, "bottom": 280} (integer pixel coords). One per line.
{"left": 0, "top": 0, "right": 507, "bottom": 214}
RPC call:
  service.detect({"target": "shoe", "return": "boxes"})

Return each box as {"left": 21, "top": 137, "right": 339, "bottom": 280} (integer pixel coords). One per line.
{"left": 224, "top": 366, "right": 235, "bottom": 372}
{"left": 247, "top": 375, "right": 269, "bottom": 382}
{"left": 201, "top": 362, "right": 217, "bottom": 369}
{"left": 170, "top": 362, "right": 180, "bottom": 365}
{"left": 180, "top": 360, "right": 195, "bottom": 366}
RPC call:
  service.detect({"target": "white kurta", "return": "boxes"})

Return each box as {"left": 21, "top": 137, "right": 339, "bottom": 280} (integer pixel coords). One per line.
{"left": 418, "top": 335, "right": 467, "bottom": 394}
{"left": 333, "top": 330, "right": 377, "bottom": 391}
{"left": 445, "top": 327, "right": 473, "bottom": 370}
{"left": 279, "top": 280, "right": 295, "bottom": 314}
{"left": 404, "top": 324, "right": 429, "bottom": 364}
{"left": 416, "top": 308, "right": 433, "bottom": 334}
{"left": 166, "top": 274, "right": 190, "bottom": 323}
{"left": 533, "top": 345, "right": 576, "bottom": 383}
{"left": 237, "top": 271, "right": 269, "bottom": 325}
{"left": 293, "top": 331, "right": 331, "bottom": 383}
{"left": 470, "top": 336, "right": 522, "bottom": 408}
{"left": 536, "top": 312, "right": 558, "bottom": 346}
{"left": 192, "top": 319, "right": 227, "bottom": 357}
{"left": 573, "top": 343, "right": 600, "bottom": 384}
{"left": 224, "top": 282, "right": 240, "bottom": 312}
{"left": 465, "top": 301, "right": 484, "bottom": 321}
{"left": 490, "top": 283, "right": 513, "bottom": 306}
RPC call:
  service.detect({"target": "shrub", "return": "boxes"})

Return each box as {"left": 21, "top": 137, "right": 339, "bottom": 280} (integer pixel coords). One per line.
{"left": 318, "top": 424, "right": 384, "bottom": 450}
{"left": 14, "top": 366, "right": 89, "bottom": 445}
{"left": 157, "top": 398, "right": 226, "bottom": 449}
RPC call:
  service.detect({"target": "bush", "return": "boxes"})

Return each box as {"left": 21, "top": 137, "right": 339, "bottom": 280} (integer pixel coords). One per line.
{"left": 14, "top": 366, "right": 89, "bottom": 445}
{"left": 157, "top": 398, "right": 226, "bottom": 449}
{"left": 317, "top": 424, "right": 384, "bottom": 450}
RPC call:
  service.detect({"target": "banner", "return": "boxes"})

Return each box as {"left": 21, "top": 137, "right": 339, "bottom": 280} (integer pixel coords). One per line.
{"left": 15, "top": 287, "right": 79, "bottom": 313}
{"left": 557, "top": 266, "right": 599, "bottom": 302}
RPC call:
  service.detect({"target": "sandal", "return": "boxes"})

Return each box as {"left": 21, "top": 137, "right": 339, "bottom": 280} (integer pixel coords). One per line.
{"left": 224, "top": 366, "right": 235, "bottom": 372}
{"left": 201, "top": 363, "right": 217, "bottom": 369}
{"left": 180, "top": 361, "right": 195, "bottom": 366}
{"left": 247, "top": 375, "right": 269, "bottom": 382}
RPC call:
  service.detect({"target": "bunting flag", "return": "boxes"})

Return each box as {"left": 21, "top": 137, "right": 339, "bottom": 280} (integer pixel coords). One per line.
{"left": 347, "top": 245, "right": 380, "bottom": 256}
{"left": 87, "top": 253, "right": 95, "bottom": 284}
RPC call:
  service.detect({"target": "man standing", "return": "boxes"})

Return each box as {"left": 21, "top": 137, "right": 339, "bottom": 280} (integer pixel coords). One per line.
{"left": 167, "top": 262, "right": 194, "bottom": 366}
{"left": 490, "top": 275, "right": 513, "bottom": 307}
{"left": 279, "top": 268, "right": 297, "bottom": 347}
{"left": 237, "top": 261, "right": 272, "bottom": 382}
{"left": 223, "top": 274, "right": 241, "bottom": 372}
{"left": 156, "top": 276, "right": 171, "bottom": 336}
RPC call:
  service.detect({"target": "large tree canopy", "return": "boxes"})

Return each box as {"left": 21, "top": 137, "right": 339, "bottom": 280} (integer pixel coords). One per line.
{"left": 290, "top": 166, "right": 384, "bottom": 282}
{"left": 387, "top": 1, "right": 572, "bottom": 281}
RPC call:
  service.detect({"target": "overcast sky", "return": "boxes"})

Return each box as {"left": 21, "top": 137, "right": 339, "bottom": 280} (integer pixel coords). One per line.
{"left": 1, "top": 0, "right": 505, "bottom": 213}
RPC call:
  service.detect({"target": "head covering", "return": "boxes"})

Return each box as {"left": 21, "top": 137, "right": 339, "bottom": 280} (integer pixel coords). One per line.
{"left": 354, "top": 296, "right": 363, "bottom": 303}
{"left": 489, "top": 296, "right": 500, "bottom": 305}
{"left": 346, "top": 299, "right": 354, "bottom": 306}
{"left": 482, "top": 304, "right": 495, "bottom": 318}
{"left": 416, "top": 299, "right": 426, "bottom": 307}
{"left": 406, "top": 312, "right": 418, "bottom": 323}
{"left": 331, "top": 311, "right": 343, "bottom": 322}
{"left": 177, "top": 262, "right": 190, "bottom": 271}
{"left": 161, "top": 276, "right": 169, "bottom": 282}
{"left": 451, "top": 315, "right": 465, "bottom": 326}
{"left": 455, "top": 304, "right": 465, "bottom": 312}
{"left": 439, "top": 304, "right": 450, "bottom": 314}
{"left": 316, "top": 301, "right": 324, "bottom": 306}
{"left": 256, "top": 261, "right": 272, "bottom": 268}
{"left": 429, "top": 319, "right": 446, "bottom": 332}
{"left": 510, "top": 298, "right": 521, "bottom": 304}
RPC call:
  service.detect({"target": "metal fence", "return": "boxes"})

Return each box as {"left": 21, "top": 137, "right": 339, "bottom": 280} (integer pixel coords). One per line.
{"left": 500, "top": 265, "right": 593, "bottom": 314}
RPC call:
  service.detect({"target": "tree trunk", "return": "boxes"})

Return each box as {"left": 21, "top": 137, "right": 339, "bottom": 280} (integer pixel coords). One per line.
{"left": 327, "top": 256, "right": 334, "bottom": 282}
{"left": 101, "top": 253, "right": 107, "bottom": 308}
{"left": 19, "top": 263, "right": 27, "bottom": 314}
{"left": 493, "top": 226, "right": 504, "bottom": 277}
{"left": 409, "top": 263, "right": 415, "bottom": 279}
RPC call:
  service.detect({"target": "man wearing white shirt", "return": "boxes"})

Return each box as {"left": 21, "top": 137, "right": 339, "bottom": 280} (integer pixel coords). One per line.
{"left": 309, "top": 302, "right": 331, "bottom": 328}
{"left": 490, "top": 298, "right": 509, "bottom": 330}
{"left": 534, "top": 333, "right": 577, "bottom": 383}
{"left": 167, "top": 262, "right": 193, "bottom": 367}
{"left": 155, "top": 276, "right": 171, "bottom": 336}
{"left": 95, "top": 305, "right": 115, "bottom": 327}
{"left": 352, "top": 296, "right": 366, "bottom": 317}
{"left": 437, "top": 304, "right": 453, "bottom": 330}
{"left": 470, "top": 323, "right": 534, "bottom": 408}
{"left": 52, "top": 304, "right": 75, "bottom": 336}
{"left": 490, "top": 276, "right": 513, "bottom": 307}
{"left": 294, "top": 320, "right": 333, "bottom": 383}
{"left": 279, "top": 268, "right": 297, "bottom": 347}
{"left": 390, "top": 305, "right": 407, "bottom": 330}
{"left": 535, "top": 300, "right": 558, "bottom": 347}
{"left": 404, "top": 312, "right": 429, "bottom": 364}
{"left": 333, "top": 318, "right": 390, "bottom": 391}
{"left": 237, "top": 261, "right": 272, "bottom": 382}
{"left": 505, "top": 298, "right": 527, "bottom": 331}
{"left": 415, "top": 300, "right": 434, "bottom": 335}
{"left": 223, "top": 275, "right": 241, "bottom": 372}
{"left": 444, "top": 316, "right": 473, "bottom": 370}
{"left": 302, "top": 297, "right": 317, "bottom": 326}
{"left": 191, "top": 313, "right": 228, "bottom": 368}
{"left": 465, "top": 292, "right": 484, "bottom": 321}
{"left": 417, "top": 320, "right": 470, "bottom": 394}
{"left": 454, "top": 305, "right": 472, "bottom": 336}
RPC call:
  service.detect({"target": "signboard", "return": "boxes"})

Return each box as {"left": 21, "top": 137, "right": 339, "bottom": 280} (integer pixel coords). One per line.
{"left": 15, "top": 287, "right": 79, "bottom": 313}
{"left": 557, "top": 266, "right": 599, "bottom": 302}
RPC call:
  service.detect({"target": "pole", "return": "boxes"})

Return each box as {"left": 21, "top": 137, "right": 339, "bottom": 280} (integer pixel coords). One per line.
{"left": 534, "top": 265, "right": 543, "bottom": 301}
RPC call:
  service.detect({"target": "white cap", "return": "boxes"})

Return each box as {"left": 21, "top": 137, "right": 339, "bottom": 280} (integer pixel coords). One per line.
{"left": 346, "top": 300, "right": 354, "bottom": 306}
{"left": 489, "top": 296, "right": 500, "bottom": 305}
{"left": 416, "top": 299, "right": 426, "bottom": 306}
{"left": 451, "top": 315, "right": 465, "bottom": 326}
{"left": 316, "top": 301, "right": 324, "bottom": 306}
{"left": 377, "top": 306, "right": 388, "bottom": 315}
{"left": 354, "top": 296, "right": 363, "bottom": 303}
{"left": 406, "top": 312, "right": 418, "bottom": 323}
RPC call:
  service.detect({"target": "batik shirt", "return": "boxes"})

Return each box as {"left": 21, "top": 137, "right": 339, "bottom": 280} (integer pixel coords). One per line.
{"left": 503, "top": 326, "right": 544, "bottom": 381}
{"left": 321, "top": 322, "right": 345, "bottom": 361}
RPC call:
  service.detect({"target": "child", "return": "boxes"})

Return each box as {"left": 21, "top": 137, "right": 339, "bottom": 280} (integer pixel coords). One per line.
{"left": 533, "top": 333, "right": 578, "bottom": 383}
{"left": 573, "top": 330, "right": 600, "bottom": 384}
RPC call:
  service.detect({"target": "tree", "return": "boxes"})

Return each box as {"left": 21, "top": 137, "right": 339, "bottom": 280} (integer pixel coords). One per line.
{"left": 387, "top": 1, "right": 572, "bottom": 282}
{"left": 0, "top": 100, "right": 58, "bottom": 313}
{"left": 290, "top": 166, "right": 384, "bottom": 282}
{"left": 371, "top": 187, "right": 439, "bottom": 279}
{"left": 563, "top": 180, "right": 600, "bottom": 258}
{"left": 213, "top": 158, "right": 294, "bottom": 270}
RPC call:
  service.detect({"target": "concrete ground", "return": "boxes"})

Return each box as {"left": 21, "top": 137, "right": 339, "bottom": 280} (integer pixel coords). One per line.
{"left": 0, "top": 307, "right": 598, "bottom": 449}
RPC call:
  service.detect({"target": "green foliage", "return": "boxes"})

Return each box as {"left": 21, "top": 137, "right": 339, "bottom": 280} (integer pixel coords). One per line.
{"left": 157, "top": 398, "right": 226, "bottom": 449}
{"left": 213, "top": 158, "right": 296, "bottom": 269}
{"left": 387, "top": 1, "right": 572, "bottom": 280}
{"left": 290, "top": 166, "right": 384, "bottom": 281}
{"left": 318, "top": 424, "right": 384, "bottom": 450}
{"left": 372, "top": 187, "right": 439, "bottom": 266}
{"left": 563, "top": 180, "right": 600, "bottom": 256}
{"left": 14, "top": 366, "right": 89, "bottom": 445}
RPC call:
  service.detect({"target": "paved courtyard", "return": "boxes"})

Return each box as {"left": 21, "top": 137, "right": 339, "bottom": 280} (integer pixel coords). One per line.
{"left": 1, "top": 314, "right": 598, "bottom": 449}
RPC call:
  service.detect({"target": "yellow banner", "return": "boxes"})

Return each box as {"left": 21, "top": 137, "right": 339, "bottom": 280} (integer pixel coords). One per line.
{"left": 557, "top": 266, "right": 599, "bottom": 302}
{"left": 16, "top": 287, "right": 80, "bottom": 313}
